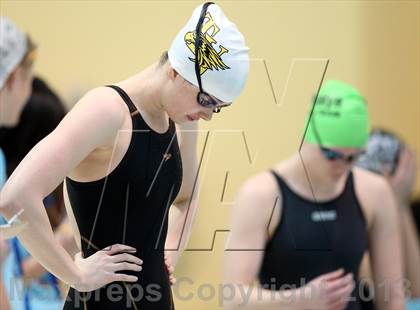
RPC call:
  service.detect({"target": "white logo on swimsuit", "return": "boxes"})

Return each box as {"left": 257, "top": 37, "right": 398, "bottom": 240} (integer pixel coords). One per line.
{"left": 311, "top": 210, "right": 337, "bottom": 222}
{"left": 163, "top": 153, "right": 172, "bottom": 162}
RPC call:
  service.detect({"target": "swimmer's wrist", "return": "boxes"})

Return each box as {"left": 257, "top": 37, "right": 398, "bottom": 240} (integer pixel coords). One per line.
{"left": 274, "top": 286, "right": 308, "bottom": 308}
{"left": 68, "top": 256, "right": 86, "bottom": 291}
{"left": 69, "top": 269, "right": 86, "bottom": 291}
{"left": 295, "top": 285, "right": 311, "bottom": 308}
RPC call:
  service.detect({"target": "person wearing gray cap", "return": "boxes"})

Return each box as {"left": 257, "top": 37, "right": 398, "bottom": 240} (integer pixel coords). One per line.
{"left": 0, "top": 16, "right": 36, "bottom": 127}
{"left": 0, "top": 2, "right": 249, "bottom": 309}
{"left": 0, "top": 16, "right": 36, "bottom": 193}
{"left": 357, "top": 129, "right": 420, "bottom": 310}
{"left": 0, "top": 157, "right": 9, "bottom": 309}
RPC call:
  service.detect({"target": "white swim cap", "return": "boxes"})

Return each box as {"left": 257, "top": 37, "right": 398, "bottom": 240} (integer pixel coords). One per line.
{"left": 0, "top": 17, "right": 28, "bottom": 89}
{"left": 168, "top": 3, "right": 249, "bottom": 103}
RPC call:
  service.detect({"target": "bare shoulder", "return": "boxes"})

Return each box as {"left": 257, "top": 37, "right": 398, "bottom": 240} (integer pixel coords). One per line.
{"left": 228, "top": 170, "right": 281, "bottom": 246}
{"left": 353, "top": 167, "right": 391, "bottom": 199}
{"left": 352, "top": 167, "right": 394, "bottom": 224}
{"left": 57, "top": 86, "right": 130, "bottom": 149}
{"left": 233, "top": 170, "right": 281, "bottom": 228}
{"left": 239, "top": 170, "right": 279, "bottom": 203}
{"left": 71, "top": 86, "right": 127, "bottom": 124}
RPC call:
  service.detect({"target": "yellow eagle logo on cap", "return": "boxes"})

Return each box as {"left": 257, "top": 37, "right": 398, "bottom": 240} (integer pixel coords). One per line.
{"left": 184, "top": 12, "right": 230, "bottom": 75}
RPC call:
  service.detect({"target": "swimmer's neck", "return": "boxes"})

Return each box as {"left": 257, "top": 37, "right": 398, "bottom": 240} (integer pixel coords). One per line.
{"left": 116, "top": 62, "right": 167, "bottom": 119}
{"left": 289, "top": 153, "right": 349, "bottom": 194}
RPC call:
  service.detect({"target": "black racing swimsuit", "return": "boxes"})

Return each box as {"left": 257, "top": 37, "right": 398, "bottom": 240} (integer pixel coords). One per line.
{"left": 259, "top": 171, "right": 369, "bottom": 310}
{"left": 63, "top": 85, "right": 182, "bottom": 309}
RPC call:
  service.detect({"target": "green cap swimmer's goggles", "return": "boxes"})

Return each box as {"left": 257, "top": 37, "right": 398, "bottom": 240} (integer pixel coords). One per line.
{"left": 304, "top": 80, "right": 370, "bottom": 149}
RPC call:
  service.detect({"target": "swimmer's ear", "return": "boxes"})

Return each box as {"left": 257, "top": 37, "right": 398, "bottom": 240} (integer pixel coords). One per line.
{"left": 167, "top": 66, "right": 179, "bottom": 81}
{"left": 4, "top": 68, "right": 19, "bottom": 90}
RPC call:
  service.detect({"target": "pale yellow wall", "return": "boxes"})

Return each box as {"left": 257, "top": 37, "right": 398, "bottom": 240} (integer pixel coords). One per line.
{"left": 2, "top": 1, "right": 418, "bottom": 309}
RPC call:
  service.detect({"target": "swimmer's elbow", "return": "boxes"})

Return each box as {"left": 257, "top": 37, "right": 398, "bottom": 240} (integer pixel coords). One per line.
{"left": 0, "top": 185, "right": 32, "bottom": 219}
{"left": 0, "top": 188, "right": 20, "bottom": 219}
{"left": 173, "top": 181, "right": 199, "bottom": 206}
{"left": 173, "top": 193, "right": 199, "bottom": 211}
{"left": 173, "top": 192, "right": 192, "bottom": 205}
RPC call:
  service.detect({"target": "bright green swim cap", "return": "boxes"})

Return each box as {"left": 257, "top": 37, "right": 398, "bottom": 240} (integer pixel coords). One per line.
{"left": 304, "top": 80, "right": 370, "bottom": 148}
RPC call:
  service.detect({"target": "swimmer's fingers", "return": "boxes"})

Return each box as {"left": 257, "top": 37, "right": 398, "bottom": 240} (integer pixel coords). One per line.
{"left": 166, "top": 263, "right": 174, "bottom": 275}
{"left": 110, "top": 273, "right": 138, "bottom": 283}
{"left": 169, "top": 275, "right": 177, "bottom": 285}
{"left": 328, "top": 282, "right": 355, "bottom": 310}
{"left": 328, "top": 277, "right": 355, "bottom": 299}
{"left": 110, "top": 253, "right": 143, "bottom": 266}
{"left": 164, "top": 253, "right": 176, "bottom": 285}
{"left": 325, "top": 273, "right": 353, "bottom": 292}
{"left": 74, "top": 249, "right": 140, "bottom": 291}
{"left": 111, "top": 262, "right": 142, "bottom": 273}
{"left": 102, "top": 243, "right": 137, "bottom": 255}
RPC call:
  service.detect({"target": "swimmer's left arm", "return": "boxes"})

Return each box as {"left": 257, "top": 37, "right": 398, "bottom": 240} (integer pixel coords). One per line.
{"left": 365, "top": 178, "right": 405, "bottom": 309}
{"left": 165, "top": 121, "right": 199, "bottom": 268}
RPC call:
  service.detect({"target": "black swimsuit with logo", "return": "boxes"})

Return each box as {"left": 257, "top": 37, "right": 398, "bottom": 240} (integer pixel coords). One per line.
{"left": 63, "top": 85, "right": 182, "bottom": 310}
{"left": 259, "top": 171, "right": 368, "bottom": 310}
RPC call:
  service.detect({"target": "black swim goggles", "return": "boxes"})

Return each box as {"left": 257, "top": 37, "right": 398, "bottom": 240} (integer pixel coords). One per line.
{"left": 194, "top": 2, "right": 230, "bottom": 113}
{"left": 320, "top": 147, "right": 365, "bottom": 163}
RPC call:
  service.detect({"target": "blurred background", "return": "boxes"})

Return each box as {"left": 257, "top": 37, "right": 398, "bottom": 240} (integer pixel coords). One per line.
{"left": 2, "top": 0, "right": 419, "bottom": 309}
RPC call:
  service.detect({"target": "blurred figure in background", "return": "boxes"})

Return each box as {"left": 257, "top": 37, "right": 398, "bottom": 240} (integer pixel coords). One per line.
{"left": 1, "top": 148, "right": 10, "bottom": 310}
{"left": 0, "top": 236, "right": 9, "bottom": 310}
{"left": 0, "top": 15, "right": 36, "bottom": 310}
{"left": 224, "top": 80, "right": 405, "bottom": 310}
{"left": 1, "top": 77, "right": 68, "bottom": 229}
{"left": 357, "top": 129, "right": 420, "bottom": 309}
{"left": 0, "top": 146, "right": 5, "bottom": 189}
{"left": 1, "top": 76, "right": 78, "bottom": 309}
{"left": 0, "top": 16, "right": 35, "bottom": 128}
